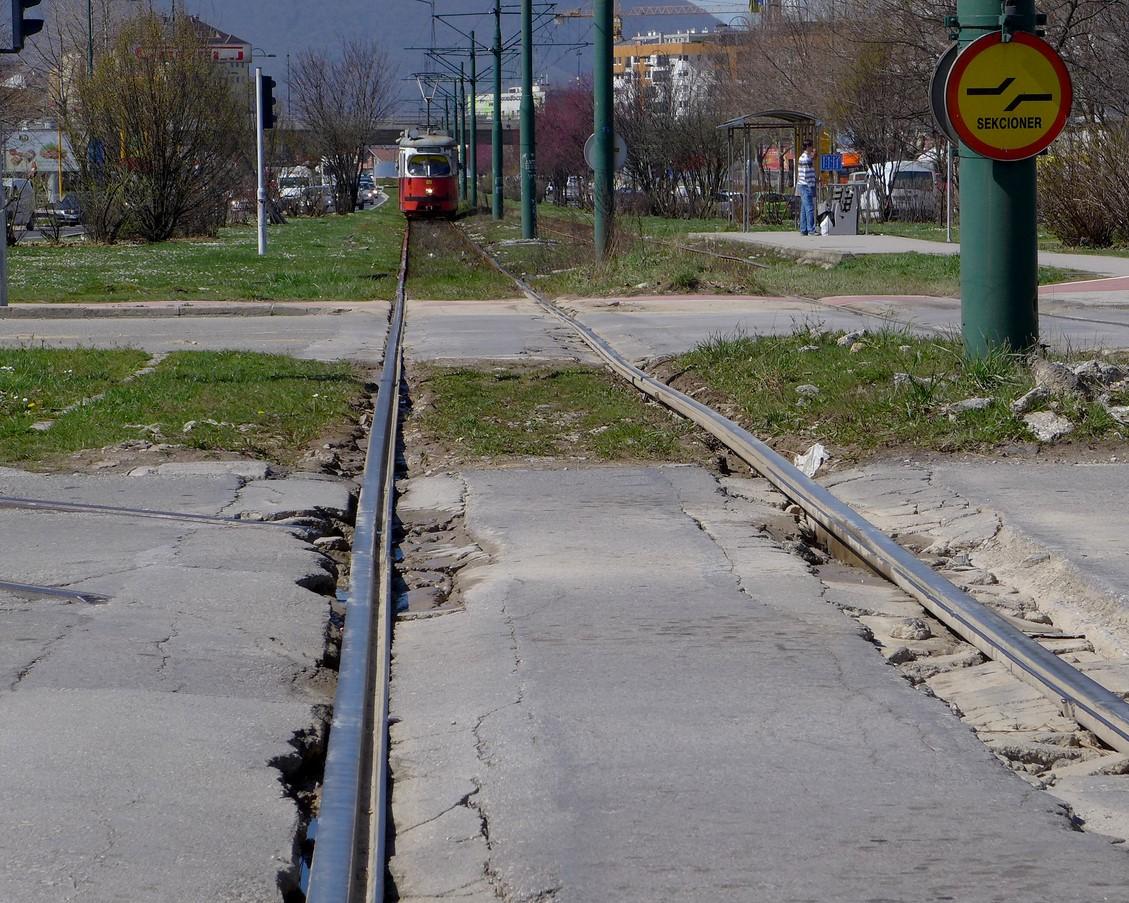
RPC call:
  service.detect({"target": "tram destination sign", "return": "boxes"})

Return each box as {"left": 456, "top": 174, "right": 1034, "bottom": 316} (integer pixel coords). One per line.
{"left": 944, "top": 31, "right": 1072, "bottom": 161}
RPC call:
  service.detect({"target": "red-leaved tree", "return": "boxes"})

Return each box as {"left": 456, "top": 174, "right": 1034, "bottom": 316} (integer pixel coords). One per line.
{"left": 536, "top": 80, "right": 593, "bottom": 205}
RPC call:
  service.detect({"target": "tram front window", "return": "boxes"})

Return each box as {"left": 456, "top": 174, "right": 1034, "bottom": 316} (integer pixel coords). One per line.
{"left": 407, "top": 154, "right": 452, "bottom": 177}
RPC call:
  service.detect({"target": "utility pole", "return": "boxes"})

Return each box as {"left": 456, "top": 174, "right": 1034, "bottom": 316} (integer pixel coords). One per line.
{"left": 459, "top": 64, "right": 468, "bottom": 203}
{"left": 492, "top": 0, "right": 504, "bottom": 219}
{"left": 519, "top": 0, "right": 536, "bottom": 238}
{"left": 444, "top": 96, "right": 451, "bottom": 135}
{"left": 87, "top": 0, "right": 93, "bottom": 72}
{"left": 593, "top": 0, "right": 614, "bottom": 258}
{"left": 469, "top": 31, "right": 479, "bottom": 210}
{"left": 954, "top": 0, "right": 1038, "bottom": 356}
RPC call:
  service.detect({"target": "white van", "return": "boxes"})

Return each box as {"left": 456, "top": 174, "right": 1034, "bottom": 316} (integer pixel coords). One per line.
{"left": 851, "top": 162, "right": 936, "bottom": 221}
{"left": 3, "top": 178, "right": 36, "bottom": 229}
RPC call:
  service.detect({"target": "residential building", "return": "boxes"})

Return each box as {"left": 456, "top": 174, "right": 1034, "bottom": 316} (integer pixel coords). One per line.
{"left": 473, "top": 84, "right": 547, "bottom": 121}
{"left": 613, "top": 29, "right": 735, "bottom": 109}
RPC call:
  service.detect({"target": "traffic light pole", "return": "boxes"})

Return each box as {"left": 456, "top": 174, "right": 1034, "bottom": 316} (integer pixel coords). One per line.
{"left": 469, "top": 32, "right": 479, "bottom": 211}
{"left": 956, "top": 0, "right": 1039, "bottom": 356}
{"left": 492, "top": 0, "right": 504, "bottom": 220}
{"left": 593, "top": 0, "right": 614, "bottom": 259}
{"left": 459, "top": 64, "right": 468, "bottom": 204}
{"left": 519, "top": 0, "right": 536, "bottom": 239}
{"left": 255, "top": 67, "right": 267, "bottom": 256}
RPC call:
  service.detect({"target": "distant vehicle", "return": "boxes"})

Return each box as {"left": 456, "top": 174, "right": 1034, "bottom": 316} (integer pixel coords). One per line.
{"left": 851, "top": 162, "right": 937, "bottom": 221}
{"left": 3, "top": 178, "right": 36, "bottom": 229}
{"left": 358, "top": 173, "right": 378, "bottom": 208}
{"left": 36, "top": 193, "right": 83, "bottom": 226}
{"left": 397, "top": 130, "right": 458, "bottom": 218}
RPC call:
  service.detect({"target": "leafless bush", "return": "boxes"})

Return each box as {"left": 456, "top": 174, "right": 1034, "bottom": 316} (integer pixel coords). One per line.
{"left": 291, "top": 41, "right": 396, "bottom": 215}
{"left": 63, "top": 13, "right": 245, "bottom": 242}
{"left": 1039, "top": 125, "right": 1129, "bottom": 247}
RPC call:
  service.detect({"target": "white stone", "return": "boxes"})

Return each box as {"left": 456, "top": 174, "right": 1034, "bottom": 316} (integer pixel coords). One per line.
{"left": 1023, "top": 411, "right": 1074, "bottom": 442}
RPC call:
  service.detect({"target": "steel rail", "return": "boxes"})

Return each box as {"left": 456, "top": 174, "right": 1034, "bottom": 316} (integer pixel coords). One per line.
{"left": 0, "top": 495, "right": 301, "bottom": 530}
{"left": 467, "top": 234, "right": 1129, "bottom": 754}
{"left": 0, "top": 579, "right": 109, "bottom": 605}
{"left": 306, "top": 226, "right": 409, "bottom": 903}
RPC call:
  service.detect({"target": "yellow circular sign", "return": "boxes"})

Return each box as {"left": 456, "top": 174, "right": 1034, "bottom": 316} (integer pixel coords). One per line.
{"left": 945, "top": 31, "right": 1072, "bottom": 161}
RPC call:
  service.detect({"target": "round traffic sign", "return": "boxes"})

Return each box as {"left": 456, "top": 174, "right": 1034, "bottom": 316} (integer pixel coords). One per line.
{"left": 584, "top": 133, "right": 627, "bottom": 172}
{"left": 945, "top": 31, "right": 1072, "bottom": 162}
{"left": 929, "top": 43, "right": 960, "bottom": 145}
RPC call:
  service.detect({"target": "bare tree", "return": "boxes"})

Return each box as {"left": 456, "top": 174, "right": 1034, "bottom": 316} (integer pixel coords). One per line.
{"left": 290, "top": 41, "right": 396, "bottom": 214}
{"left": 63, "top": 13, "right": 246, "bottom": 241}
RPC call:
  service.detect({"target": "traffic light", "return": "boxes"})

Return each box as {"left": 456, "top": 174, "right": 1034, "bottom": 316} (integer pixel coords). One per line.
{"left": 260, "top": 75, "right": 278, "bottom": 130}
{"left": 0, "top": 0, "right": 44, "bottom": 54}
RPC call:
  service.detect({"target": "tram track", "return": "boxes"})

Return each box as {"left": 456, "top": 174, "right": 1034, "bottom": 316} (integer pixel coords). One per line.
{"left": 453, "top": 220, "right": 1129, "bottom": 757}
{"left": 305, "top": 216, "right": 1129, "bottom": 899}
{"left": 304, "top": 226, "right": 408, "bottom": 903}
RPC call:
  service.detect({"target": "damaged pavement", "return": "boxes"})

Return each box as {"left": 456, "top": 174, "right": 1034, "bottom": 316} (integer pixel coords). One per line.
{"left": 386, "top": 465, "right": 1129, "bottom": 902}
{"left": 0, "top": 463, "right": 354, "bottom": 902}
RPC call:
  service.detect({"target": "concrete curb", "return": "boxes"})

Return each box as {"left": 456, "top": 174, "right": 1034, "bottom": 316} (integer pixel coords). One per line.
{"left": 691, "top": 234, "right": 846, "bottom": 267}
{"left": 0, "top": 302, "right": 377, "bottom": 320}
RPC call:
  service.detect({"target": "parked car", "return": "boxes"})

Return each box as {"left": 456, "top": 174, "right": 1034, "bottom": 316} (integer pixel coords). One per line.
{"left": 35, "top": 192, "right": 84, "bottom": 226}
{"left": 851, "top": 162, "right": 937, "bottom": 221}
{"left": 3, "top": 178, "right": 36, "bottom": 229}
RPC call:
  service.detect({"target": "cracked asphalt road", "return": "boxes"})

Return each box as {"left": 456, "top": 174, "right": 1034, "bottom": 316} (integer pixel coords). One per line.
{"left": 388, "top": 466, "right": 1129, "bottom": 902}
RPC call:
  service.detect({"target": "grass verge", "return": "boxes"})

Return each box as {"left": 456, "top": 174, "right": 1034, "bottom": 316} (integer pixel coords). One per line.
{"left": 467, "top": 208, "right": 1076, "bottom": 299}
{"left": 0, "top": 350, "right": 362, "bottom": 466}
{"left": 410, "top": 364, "right": 700, "bottom": 464}
{"left": 671, "top": 328, "right": 1129, "bottom": 463}
{"left": 8, "top": 207, "right": 405, "bottom": 304}
{"left": 406, "top": 217, "right": 518, "bottom": 299}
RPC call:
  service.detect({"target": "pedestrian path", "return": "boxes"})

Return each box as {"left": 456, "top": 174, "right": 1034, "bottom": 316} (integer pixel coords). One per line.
{"left": 692, "top": 230, "right": 1129, "bottom": 278}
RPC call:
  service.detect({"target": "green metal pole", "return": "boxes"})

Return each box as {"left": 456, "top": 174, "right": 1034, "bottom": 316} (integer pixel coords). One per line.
{"left": 445, "top": 96, "right": 451, "bottom": 136}
{"left": 519, "top": 0, "right": 536, "bottom": 238}
{"left": 492, "top": 1, "right": 504, "bottom": 219}
{"left": 957, "top": 0, "right": 1039, "bottom": 357}
{"left": 87, "top": 0, "right": 94, "bottom": 72}
{"left": 593, "top": 0, "right": 614, "bottom": 259}
{"left": 470, "top": 32, "right": 479, "bottom": 211}
{"left": 459, "top": 64, "right": 468, "bottom": 204}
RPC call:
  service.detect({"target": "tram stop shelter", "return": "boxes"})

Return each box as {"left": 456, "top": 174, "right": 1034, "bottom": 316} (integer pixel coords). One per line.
{"left": 717, "top": 110, "right": 820, "bottom": 231}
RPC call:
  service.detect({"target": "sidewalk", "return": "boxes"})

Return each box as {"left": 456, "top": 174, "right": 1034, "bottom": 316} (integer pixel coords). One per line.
{"left": 691, "top": 231, "right": 1129, "bottom": 279}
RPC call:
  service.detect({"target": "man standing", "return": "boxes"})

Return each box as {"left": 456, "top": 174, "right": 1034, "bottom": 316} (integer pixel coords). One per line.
{"left": 797, "top": 139, "right": 817, "bottom": 236}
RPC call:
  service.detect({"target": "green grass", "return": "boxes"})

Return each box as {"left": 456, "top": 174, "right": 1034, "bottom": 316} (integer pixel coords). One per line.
{"left": 416, "top": 365, "right": 697, "bottom": 461}
{"left": 676, "top": 329, "right": 1129, "bottom": 460}
{"left": 8, "top": 206, "right": 406, "bottom": 304}
{"left": 468, "top": 209, "right": 1077, "bottom": 299}
{"left": 406, "top": 217, "right": 518, "bottom": 300}
{"left": 0, "top": 350, "right": 362, "bottom": 465}
{"left": 0, "top": 348, "right": 151, "bottom": 442}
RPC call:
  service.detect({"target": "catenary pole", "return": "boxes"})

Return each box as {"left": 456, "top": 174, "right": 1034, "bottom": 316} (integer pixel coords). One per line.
{"left": 956, "top": 0, "right": 1038, "bottom": 356}
{"left": 519, "top": 0, "right": 536, "bottom": 238}
{"left": 492, "top": 0, "right": 504, "bottom": 219}
{"left": 470, "top": 31, "right": 479, "bottom": 210}
{"left": 593, "top": 0, "right": 614, "bottom": 258}
{"left": 460, "top": 63, "right": 468, "bottom": 203}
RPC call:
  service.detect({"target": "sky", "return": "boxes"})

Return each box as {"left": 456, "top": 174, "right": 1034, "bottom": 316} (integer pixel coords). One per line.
{"left": 40, "top": 0, "right": 731, "bottom": 115}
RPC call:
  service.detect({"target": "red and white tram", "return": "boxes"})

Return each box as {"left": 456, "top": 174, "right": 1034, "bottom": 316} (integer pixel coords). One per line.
{"left": 397, "top": 131, "right": 459, "bottom": 218}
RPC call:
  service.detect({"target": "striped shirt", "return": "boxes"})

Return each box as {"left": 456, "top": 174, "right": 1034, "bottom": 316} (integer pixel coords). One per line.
{"left": 798, "top": 151, "right": 817, "bottom": 189}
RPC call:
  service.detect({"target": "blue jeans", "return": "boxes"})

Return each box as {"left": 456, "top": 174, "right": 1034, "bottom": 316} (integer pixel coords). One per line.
{"left": 799, "top": 185, "right": 816, "bottom": 235}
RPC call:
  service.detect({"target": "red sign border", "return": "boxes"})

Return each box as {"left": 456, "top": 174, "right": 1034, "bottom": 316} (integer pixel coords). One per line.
{"left": 945, "top": 30, "right": 1072, "bottom": 162}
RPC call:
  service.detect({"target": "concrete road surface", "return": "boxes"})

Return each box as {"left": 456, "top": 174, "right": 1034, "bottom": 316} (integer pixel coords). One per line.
{"left": 0, "top": 465, "right": 351, "bottom": 901}
{"left": 388, "top": 466, "right": 1129, "bottom": 902}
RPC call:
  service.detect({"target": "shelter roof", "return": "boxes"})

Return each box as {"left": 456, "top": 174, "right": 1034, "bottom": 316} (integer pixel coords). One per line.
{"left": 717, "top": 110, "right": 818, "bottom": 130}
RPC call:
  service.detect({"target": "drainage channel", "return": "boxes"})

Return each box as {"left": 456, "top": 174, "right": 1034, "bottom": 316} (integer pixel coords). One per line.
{"left": 459, "top": 225, "right": 1129, "bottom": 756}
{"left": 303, "top": 225, "right": 409, "bottom": 903}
